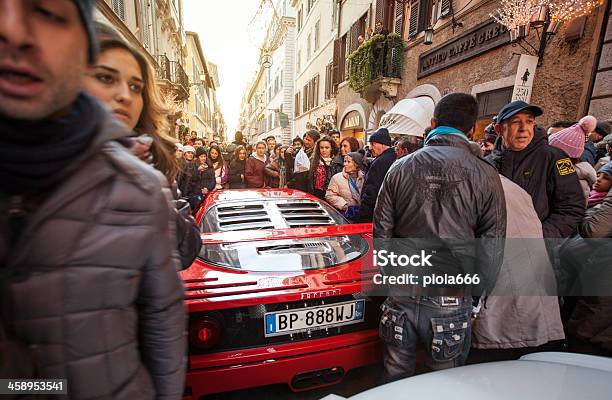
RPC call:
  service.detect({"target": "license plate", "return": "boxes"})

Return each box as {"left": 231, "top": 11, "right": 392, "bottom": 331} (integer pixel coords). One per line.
{"left": 264, "top": 299, "right": 365, "bottom": 337}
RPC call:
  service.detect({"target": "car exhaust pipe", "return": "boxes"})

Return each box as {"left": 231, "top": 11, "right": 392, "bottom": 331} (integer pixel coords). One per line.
{"left": 291, "top": 366, "right": 345, "bottom": 390}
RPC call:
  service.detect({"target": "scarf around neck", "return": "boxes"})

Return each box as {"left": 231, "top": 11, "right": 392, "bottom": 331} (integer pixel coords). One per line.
{"left": 424, "top": 126, "right": 468, "bottom": 146}
{"left": 587, "top": 189, "right": 608, "bottom": 208}
{"left": 0, "top": 93, "right": 101, "bottom": 195}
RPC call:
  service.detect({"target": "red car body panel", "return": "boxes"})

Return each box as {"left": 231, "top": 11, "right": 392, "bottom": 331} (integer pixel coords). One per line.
{"left": 182, "top": 189, "right": 381, "bottom": 398}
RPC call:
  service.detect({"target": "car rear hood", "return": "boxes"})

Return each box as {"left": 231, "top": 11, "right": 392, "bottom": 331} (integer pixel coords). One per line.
{"left": 181, "top": 224, "right": 376, "bottom": 310}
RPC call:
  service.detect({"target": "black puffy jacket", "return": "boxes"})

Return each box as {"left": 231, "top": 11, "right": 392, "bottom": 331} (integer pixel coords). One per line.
{"left": 373, "top": 135, "right": 507, "bottom": 295}
{"left": 486, "top": 131, "right": 585, "bottom": 238}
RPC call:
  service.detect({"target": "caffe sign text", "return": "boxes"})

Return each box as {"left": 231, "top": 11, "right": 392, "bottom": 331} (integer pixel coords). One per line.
{"left": 418, "top": 20, "right": 510, "bottom": 79}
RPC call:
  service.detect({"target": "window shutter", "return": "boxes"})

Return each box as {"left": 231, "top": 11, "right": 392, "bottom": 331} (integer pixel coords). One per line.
{"left": 295, "top": 93, "right": 300, "bottom": 117}
{"left": 142, "top": 1, "right": 150, "bottom": 49}
{"left": 314, "top": 75, "right": 319, "bottom": 107}
{"left": 112, "top": 0, "right": 125, "bottom": 21}
{"left": 303, "top": 85, "right": 308, "bottom": 113}
{"left": 375, "top": 0, "right": 385, "bottom": 27}
{"left": 348, "top": 22, "right": 360, "bottom": 54}
{"left": 440, "top": 0, "right": 451, "bottom": 18}
{"left": 408, "top": 0, "right": 420, "bottom": 37}
{"left": 332, "top": 39, "right": 341, "bottom": 88}
{"left": 325, "top": 63, "right": 332, "bottom": 100}
{"left": 394, "top": 1, "right": 405, "bottom": 36}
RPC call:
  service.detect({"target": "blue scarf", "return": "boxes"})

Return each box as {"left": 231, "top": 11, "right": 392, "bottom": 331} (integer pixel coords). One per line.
{"left": 424, "top": 126, "right": 468, "bottom": 146}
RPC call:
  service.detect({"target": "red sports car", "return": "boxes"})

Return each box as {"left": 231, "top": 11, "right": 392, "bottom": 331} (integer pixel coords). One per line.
{"left": 181, "top": 189, "right": 382, "bottom": 399}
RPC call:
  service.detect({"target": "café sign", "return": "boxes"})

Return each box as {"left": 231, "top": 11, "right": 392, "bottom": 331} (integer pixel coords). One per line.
{"left": 341, "top": 111, "right": 362, "bottom": 130}
{"left": 418, "top": 20, "right": 511, "bottom": 79}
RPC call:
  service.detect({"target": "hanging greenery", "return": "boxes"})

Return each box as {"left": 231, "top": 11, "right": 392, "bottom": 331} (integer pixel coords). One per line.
{"left": 348, "top": 33, "right": 405, "bottom": 92}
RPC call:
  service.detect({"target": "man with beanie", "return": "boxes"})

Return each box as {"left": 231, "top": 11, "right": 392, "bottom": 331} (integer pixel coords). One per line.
{"left": 0, "top": 1, "right": 186, "bottom": 398}
{"left": 355, "top": 128, "right": 396, "bottom": 222}
{"left": 374, "top": 93, "right": 506, "bottom": 381}
{"left": 486, "top": 100, "right": 585, "bottom": 238}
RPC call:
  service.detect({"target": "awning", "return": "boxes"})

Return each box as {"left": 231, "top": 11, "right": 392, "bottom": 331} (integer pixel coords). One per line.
{"left": 378, "top": 96, "right": 435, "bottom": 137}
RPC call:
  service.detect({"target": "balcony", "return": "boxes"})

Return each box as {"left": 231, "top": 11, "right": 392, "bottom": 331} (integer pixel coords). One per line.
{"left": 348, "top": 33, "right": 405, "bottom": 103}
{"left": 156, "top": 54, "right": 189, "bottom": 100}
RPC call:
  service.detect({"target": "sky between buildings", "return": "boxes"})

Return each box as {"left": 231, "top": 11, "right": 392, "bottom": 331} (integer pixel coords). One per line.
{"left": 184, "top": 0, "right": 262, "bottom": 140}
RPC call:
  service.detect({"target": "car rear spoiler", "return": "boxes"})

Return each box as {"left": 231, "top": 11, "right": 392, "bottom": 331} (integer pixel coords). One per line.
{"left": 200, "top": 223, "right": 373, "bottom": 245}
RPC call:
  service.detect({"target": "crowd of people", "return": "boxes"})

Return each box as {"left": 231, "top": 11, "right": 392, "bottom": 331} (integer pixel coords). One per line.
{"left": 1, "top": 1, "right": 612, "bottom": 398}
{"left": 374, "top": 95, "right": 612, "bottom": 381}
{"left": 173, "top": 124, "right": 427, "bottom": 222}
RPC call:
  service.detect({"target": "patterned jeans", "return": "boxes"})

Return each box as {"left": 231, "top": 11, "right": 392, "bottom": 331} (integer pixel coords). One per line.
{"left": 380, "top": 296, "right": 472, "bottom": 383}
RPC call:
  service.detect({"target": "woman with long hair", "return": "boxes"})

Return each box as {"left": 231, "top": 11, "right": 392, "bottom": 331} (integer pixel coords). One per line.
{"left": 207, "top": 144, "right": 229, "bottom": 190}
{"left": 228, "top": 146, "right": 248, "bottom": 189}
{"left": 85, "top": 22, "right": 200, "bottom": 267}
{"left": 85, "top": 23, "right": 178, "bottom": 184}
{"left": 308, "top": 136, "right": 341, "bottom": 199}
{"left": 245, "top": 141, "right": 268, "bottom": 188}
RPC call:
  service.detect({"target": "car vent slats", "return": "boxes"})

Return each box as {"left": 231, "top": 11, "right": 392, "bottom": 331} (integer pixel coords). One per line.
{"left": 277, "top": 202, "right": 334, "bottom": 227}
{"left": 213, "top": 199, "right": 336, "bottom": 231}
{"left": 215, "top": 204, "right": 272, "bottom": 231}
{"left": 257, "top": 242, "right": 329, "bottom": 254}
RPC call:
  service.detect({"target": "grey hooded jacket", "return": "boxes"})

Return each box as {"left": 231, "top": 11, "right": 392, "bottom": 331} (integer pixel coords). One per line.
{"left": 0, "top": 111, "right": 186, "bottom": 399}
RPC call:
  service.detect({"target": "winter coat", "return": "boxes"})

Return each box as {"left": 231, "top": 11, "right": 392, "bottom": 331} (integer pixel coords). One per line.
{"left": 228, "top": 159, "right": 246, "bottom": 189}
{"left": 198, "top": 165, "right": 216, "bottom": 194}
{"left": 374, "top": 134, "right": 506, "bottom": 296}
{"left": 177, "top": 160, "right": 200, "bottom": 198}
{"left": 580, "top": 140, "right": 598, "bottom": 165}
{"left": 355, "top": 147, "right": 397, "bottom": 222}
{"left": 308, "top": 157, "right": 339, "bottom": 197}
{"left": 471, "top": 176, "right": 564, "bottom": 349}
{"left": 331, "top": 154, "right": 344, "bottom": 176}
{"left": 325, "top": 171, "right": 365, "bottom": 211}
{"left": 580, "top": 188, "right": 612, "bottom": 238}
{"left": 575, "top": 161, "right": 597, "bottom": 204}
{"left": 486, "top": 130, "right": 585, "bottom": 238}
{"left": 211, "top": 160, "right": 229, "bottom": 190}
{"left": 245, "top": 155, "right": 267, "bottom": 188}
{"left": 265, "top": 155, "right": 281, "bottom": 188}
{"left": 289, "top": 146, "right": 314, "bottom": 192}
{"left": 0, "top": 114, "right": 186, "bottom": 399}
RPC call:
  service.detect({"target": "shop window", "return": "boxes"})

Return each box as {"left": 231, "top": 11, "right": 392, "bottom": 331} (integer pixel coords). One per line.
{"left": 474, "top": 86, "right": 513, "bottom": 139}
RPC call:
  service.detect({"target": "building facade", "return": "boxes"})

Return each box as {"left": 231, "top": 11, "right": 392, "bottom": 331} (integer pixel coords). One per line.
{"left": 334, "top": 0, "right": 611, "bottom": 141}
{"left": 240, "top": 0, "right": 296, "bottom": 144}
{"left": 185, "top": 32, "right": 226, "bottom": 142}
{"left": 94, "top": 0, "right": 189, "bottom": 137}
{"left": 291, "top": 0, "right": 341, "bottom": 137}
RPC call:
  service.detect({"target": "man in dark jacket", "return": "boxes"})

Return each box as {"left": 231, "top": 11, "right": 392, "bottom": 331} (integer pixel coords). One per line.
{"left": 486, "top": 101, "right": 585, "bottom": 238}
{"left": 0, "top": 2, "right": 185, "bottom": 397}
{"left": 289, "top": 130, "right": 320, "bottom": 192}
{"left": 355, "top": 128, "right": 396, "bottom": 222}
{"left": 373, "top": 93, "right": 506, "bottom": 382}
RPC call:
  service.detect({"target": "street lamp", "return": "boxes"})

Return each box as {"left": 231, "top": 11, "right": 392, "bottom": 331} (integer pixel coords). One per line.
{"left": 424, "top": 26, "right": 434, "bottom": 45}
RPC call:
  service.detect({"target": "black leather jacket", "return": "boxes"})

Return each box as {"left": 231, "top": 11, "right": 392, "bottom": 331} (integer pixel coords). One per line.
{"left": 373, "top": 134, "right": 507, "bottom": 295}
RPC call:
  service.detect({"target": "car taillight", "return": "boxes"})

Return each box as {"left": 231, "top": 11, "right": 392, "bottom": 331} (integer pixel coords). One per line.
{"left": 189, "top": 317, "right": 222, "bottom": 350}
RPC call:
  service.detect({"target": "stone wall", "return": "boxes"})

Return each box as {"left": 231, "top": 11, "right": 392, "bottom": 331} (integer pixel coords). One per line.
{"left": 397, "top": 0, "right": 608, "bottom": 128}
{"left": 335, "top": 0, "right": 610, "bottom": 131}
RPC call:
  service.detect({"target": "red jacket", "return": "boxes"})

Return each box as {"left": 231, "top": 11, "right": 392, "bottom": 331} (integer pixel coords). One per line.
{"left": 245, "top": 155, "right": 267, "bottom": 188}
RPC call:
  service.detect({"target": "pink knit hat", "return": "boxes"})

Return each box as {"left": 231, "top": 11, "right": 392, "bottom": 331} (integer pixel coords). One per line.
{"left": 549, "top": 115, "right": 597, "bottom": 158}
